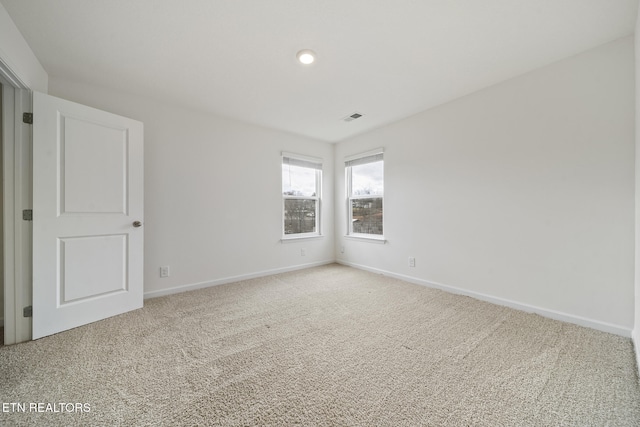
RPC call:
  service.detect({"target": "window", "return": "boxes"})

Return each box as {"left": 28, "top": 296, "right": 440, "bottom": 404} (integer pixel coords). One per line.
{"left": 282, "top": 153, "right": 322, "bottom": 238}
{"left": 346, "top": 149, "right": 384, "bottom": 238}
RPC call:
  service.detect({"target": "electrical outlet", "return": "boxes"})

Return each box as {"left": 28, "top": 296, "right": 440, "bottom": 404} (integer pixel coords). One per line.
{"left": 301, "top": 248, "right": 306, "bottom": 256}
{"left": 408, "top": 257, "right": 416, "bottom": 268}
{"left": 160, "top": 266, "right": 170, "bottom": 278}
{"left": 340, "top": 246, "right": 345, "bottom": 254}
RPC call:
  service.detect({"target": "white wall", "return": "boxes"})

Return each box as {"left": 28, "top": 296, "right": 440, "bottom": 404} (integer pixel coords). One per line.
{"left": 0, "top": 2, "right": 47, "bottom": 92}
{"left": 49, "top": 78, "right": 335, "bottom": 297}
{"left": 336, "top": 36, "right": 635, "bottom": 335}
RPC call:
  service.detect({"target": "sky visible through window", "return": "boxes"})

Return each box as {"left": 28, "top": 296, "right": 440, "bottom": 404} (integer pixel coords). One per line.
{"left": 282, "top": 164, "right": 316, "bottom": 196}
{"left": 352, "top": 161, "right": 383, "bottom": 195}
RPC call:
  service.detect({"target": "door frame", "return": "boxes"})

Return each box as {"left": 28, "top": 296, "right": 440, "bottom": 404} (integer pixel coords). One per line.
{"left": 1, "top": 57, "right": 32, "bottom": 345}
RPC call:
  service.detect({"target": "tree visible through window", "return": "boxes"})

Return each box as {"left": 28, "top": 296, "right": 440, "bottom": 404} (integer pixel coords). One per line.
{"left": 346, "top": 151, "right": 383, "bottom": 236}
{"left": 282, "top": 153, "right": 322, "bottom": 236}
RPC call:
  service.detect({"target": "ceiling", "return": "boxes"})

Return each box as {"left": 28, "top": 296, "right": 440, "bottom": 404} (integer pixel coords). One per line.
{"left": 2, "top": 0, "right": 638, "bottom": 142}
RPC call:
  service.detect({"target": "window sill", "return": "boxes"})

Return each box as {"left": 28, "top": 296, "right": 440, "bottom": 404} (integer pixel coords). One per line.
{"left": 281, "top": 234, "right": 323, "bottom": 243}
{"left": 344, "top": 234, "right": 387, "bottom": 244}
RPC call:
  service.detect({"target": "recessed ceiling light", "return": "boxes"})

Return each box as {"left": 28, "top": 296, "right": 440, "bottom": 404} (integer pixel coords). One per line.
{"left": 296, "top": 49, "right": 316, "bottom": 65}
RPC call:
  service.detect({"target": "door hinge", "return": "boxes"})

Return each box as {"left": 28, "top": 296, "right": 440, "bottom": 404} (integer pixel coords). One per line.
{"left": 23, "top": 112, "right": 33, "bottom": 124}
{"left": 23, "top": 306, "right": 32, "bottom": 318}
{"left": 22, "top": 209, "right": 33, "bottom": 221}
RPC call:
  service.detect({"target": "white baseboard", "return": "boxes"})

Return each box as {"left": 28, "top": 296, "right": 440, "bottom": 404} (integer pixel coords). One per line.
{"left": 633, "top": 329, "right": 640, "bottom": 381}
{"left": 337, "top": 260, "right": 632, "bottom": 338}
{"left": 144, "top": 260, "right": 336, "bottom": 300}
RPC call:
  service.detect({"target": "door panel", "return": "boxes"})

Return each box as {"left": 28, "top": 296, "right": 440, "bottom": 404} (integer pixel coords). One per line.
{"left": 62, "top": 116, "right": 128, "bottom": 214}
{"left": 60, "top": 234, "right": 127, "bottom": 303}
{"left": 32, "top": 92, "right": 143, "bottom": 339}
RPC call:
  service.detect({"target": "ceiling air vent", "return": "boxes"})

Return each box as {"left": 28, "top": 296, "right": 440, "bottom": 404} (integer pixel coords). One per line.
{"left": 343, "top": 112, "right": 364, "bottom": 122}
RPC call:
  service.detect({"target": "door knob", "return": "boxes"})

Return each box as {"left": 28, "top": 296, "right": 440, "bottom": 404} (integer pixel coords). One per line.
{"left": 133, "top": 221, "right": 143, "bottom": 228}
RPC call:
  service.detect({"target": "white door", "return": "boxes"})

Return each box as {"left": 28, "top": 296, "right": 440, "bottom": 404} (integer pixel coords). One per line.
{"left": 32, "top": 92, "right": 144, "bottom": 339}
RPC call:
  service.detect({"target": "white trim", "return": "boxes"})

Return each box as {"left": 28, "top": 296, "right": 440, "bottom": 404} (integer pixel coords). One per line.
{"left": 0, "top": 47, "right": 36, "bottom": 345}
{"left": 350, "top": 194, "right": 384, "bottom": 200}
{"left": 282, "top": 195, "right": 318, "bottom": 200}
{"left": 344, "top": 147, "right": 384, "bottom": 164}
{"left": 0, "top": 57, "right": 29, "bottom": 90}
{"left": 282, "top": 151, "right": 323, "bottom": 165}
{"left": 15, "top": 88, "right": 31, "bottom": 344}
{"left": 633, "top": 329, "right": 640, "bottom": 382}
{"left": 337, "top": 260, "right": 632, "bottom": 337}
{"left": 2, "top": 84, "right": 15, "bottom": 345}
{"left": 144, "top": 259, "right": 336, "bottom": 299}
{"left": 281, "top": 234, "right": 323, "bottom": 243}
{"left": 2, "top": 86, "right": 32, "bottom": 345}
{"left": 344, "top": 234, "right": 386, "bottom": 244}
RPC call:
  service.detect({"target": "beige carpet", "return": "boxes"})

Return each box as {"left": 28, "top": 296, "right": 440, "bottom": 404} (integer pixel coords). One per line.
{"left": 1, "top": 264, "right": 639, "bottom": 426}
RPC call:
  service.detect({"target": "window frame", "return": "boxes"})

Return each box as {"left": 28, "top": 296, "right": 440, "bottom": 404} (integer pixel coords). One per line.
{"left": 281, "top": 152, "right": 323, "bottom": 240}
{"left": 345, "top": 148, "right": 385, "bottom": 241}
